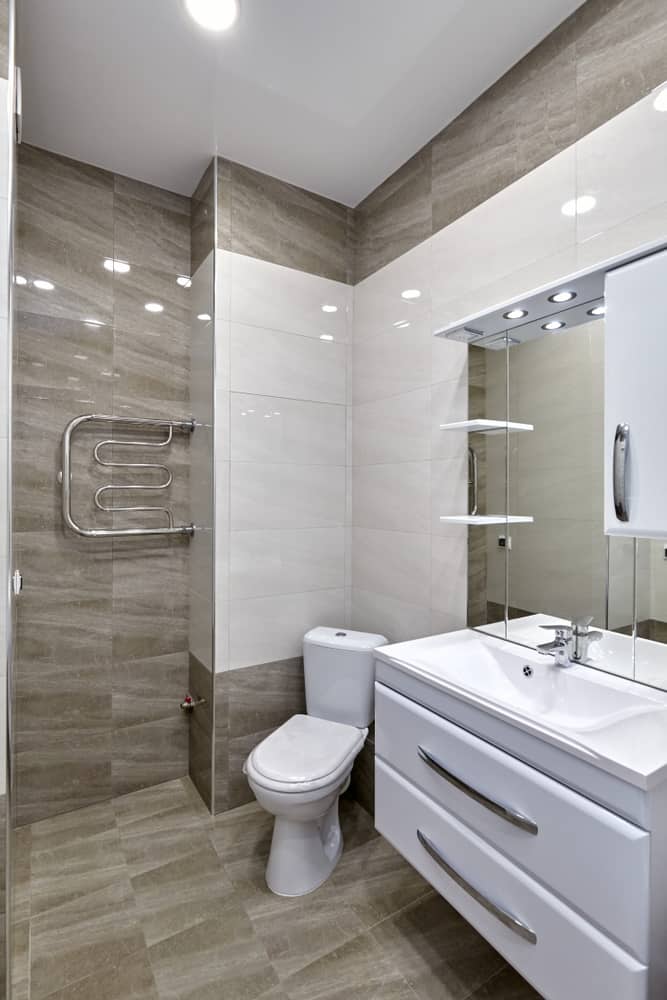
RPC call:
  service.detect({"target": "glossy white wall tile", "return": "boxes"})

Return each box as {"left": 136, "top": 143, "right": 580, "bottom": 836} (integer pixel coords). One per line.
{"left": 352, "top": 527, "right": 431, "bottom": 608}
{"left": 230, "top": 323, "right": 346, "bottom": 404}
{"left": 352, "top": 462, "right": 431, "bottom": 534}
{"left": 230, "top": 394, "right": 346, "bottom": 466}
{"left": 230, "top": 252, "right": 352, "bottom": 341}
{"left": 230, "top": 463, "right": 345, "bottom": 532}
{"left": 228, "top": 588, "right": 346, "bottom": 670}
{"left": 231, "top": 527, "right": 345, "bottom": 600}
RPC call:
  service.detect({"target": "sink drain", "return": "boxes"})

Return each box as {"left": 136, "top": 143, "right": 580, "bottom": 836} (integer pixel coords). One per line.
{"left": 523, "top": 665, "right": 533, "bottom": 678}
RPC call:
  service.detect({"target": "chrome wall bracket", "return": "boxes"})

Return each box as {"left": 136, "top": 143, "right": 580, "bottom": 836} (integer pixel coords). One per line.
{"left": 61, "top": 413, "right": 195, "bottom": 539}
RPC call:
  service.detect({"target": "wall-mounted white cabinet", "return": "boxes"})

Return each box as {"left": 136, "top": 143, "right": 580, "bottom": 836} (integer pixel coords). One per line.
{"left": 605, "top": 248, "right": 667, "bottom": 538}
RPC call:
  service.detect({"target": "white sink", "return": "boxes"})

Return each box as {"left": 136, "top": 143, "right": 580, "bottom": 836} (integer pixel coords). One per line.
{"left": 376, "top": 627, "right": 667, "bottom": 788}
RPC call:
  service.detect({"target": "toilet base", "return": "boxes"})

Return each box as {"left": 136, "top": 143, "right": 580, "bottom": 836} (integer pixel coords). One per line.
{"left": 265, "top": 796, "right": 344, "bottom": 897}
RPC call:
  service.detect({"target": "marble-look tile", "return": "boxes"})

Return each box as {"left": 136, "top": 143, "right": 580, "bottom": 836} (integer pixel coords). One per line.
{"left": 214, "top": 675, "right": 230, "bottom": 814}
{"left": 230, "top": 323, "right": 347, "bottom": 405}
{"left": 30, "top": 879, "right": 145, "bottom": 1000}
{"left": 114, "top": 174, "right": 190, "bottom": 274}
{"left": 112, "top": 651, "right": 189, "bottom": 729}
{"left": 327, "top": 834, "right": 431, "bottom": 930}
{"left": 229, "top": 160, "right": 352, "bottom": 283}
{"left": 111, "top": 715, "right": 189, "bottom": 798}
{"left": 355, "top": 146, "right": 432, "bottom": 284}
{"left": 432, "top": 17, "right": 576, "bottom": 236}
{"left": 191, "top": 160, "right": 216, "bottom": 276}
{"left": 131, "top": 841, "right": 233, "bottom": 948}
{"left": 112, "top": 777, "right": 192, "bottom": 830}
{"left": 16, "top": 145, "right": 115, "bottom": 323}
{"left": 147, "top": 904, "right": 279, "bottom": 1000}
{"left": 210, "top": 799, "right": 274, "bottom": 865}
{"left": 371, "top": 892, "right": 506, "bottom": 1000}
{"left": 189, "top": 712, "right": 213, "bottom": 812}
{"left": 281, "top": 931, "right": 416, "bottom": 1000}
{"left": 470, "top": 965, "right": 542, "bottom": 999}
{"left": 575, "top": 0, "right": 667, "bottom": 139}
{"left": 11, "top": 919, "right": 30, "bottom": 1000}
{"left": 111, "top": 540, "right": 189, "bottom": 661}
{"left": 112, "top": 261, "right": 190, "bottom": 348}
{"left": 28, "top": 803, "right": 123, "bottom": 919}
{"left": 226, "top": 658, "right": 306, "bottom": 741}
{"left": 45, "top": 947, "right": 159, "bottom": 1000}
{"left": 216, "top": 157, "right": 232, "bottom": 252}
{"left": 348, "top": 738, "right": 375, "bottom": 818}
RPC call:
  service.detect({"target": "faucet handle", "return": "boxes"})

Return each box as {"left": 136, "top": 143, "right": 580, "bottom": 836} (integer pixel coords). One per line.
{"left": 539, "top": 624, "right": 572, "bottom": 638}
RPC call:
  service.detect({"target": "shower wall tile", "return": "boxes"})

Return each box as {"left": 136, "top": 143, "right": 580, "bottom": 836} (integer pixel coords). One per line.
{"left": 230, "top": 528, "right": 345, "bottom": 600}
{"left": 190, "top": 160, "right": 216, "bottom": 276}
{"left": 230, "top": 463, "right": 346, "bottom": 532}
{"left": 223, "top": 159, "right": 353, "bottom": 283}
{"left": 113, "top": 174, "right": 190, "bottom": 274}
{"left": 14, "top": 144, "right": 192, "bottom": 823}
{"left": 15, "top": 145, "right": 114, "bottom": 322}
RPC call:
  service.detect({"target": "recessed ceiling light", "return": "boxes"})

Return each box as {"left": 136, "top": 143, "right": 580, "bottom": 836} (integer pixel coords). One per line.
{"left": 588, "top": 304, "right": 606, "bottom": 317}
{"left": 320, "top": 334, "right": 334, "bottom": 341}
{"left": 14, "top": 274, "right": 27, "bottom": 286}
{"left": 503, "top": 309, "right": 527, "bottom": 320}
{"left": 561, "top": 195, "right": 597, "bottom": 217}
{"left": 549, "top": 291, "right": 576, "bottom": 303}
{"left": 393, "top": 320, "right": 411, "bottom": 328}
{"left": 104, "top": 258, "right": 131, "bottom": 274}
{"left": 177, "top": 275, "right": 192, "bottom": 288}
{"left": 197, "top": 313, "right": 212, "bottom": 322}
{"left": 653, "top": 87, "right": 667, "bottom": 112}
{"left": 321, "top": 304, "right": 338, "bottom": 313}
{"left": 33, "top": 279, "right": 54, "bottom": 291}
{"left": 401, "top": 289, "right": 421, "bottom": 300}
{"left": 185, "top": 0, "right": 240, "bottom": 31}
{"left": 145, "top": 302, "right": 164, "bottom": 313}
{"left": 542, "top": 320, "right": 565, "bottom": 331}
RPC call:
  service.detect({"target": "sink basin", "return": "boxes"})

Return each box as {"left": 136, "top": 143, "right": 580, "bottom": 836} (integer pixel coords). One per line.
{"left": 386, "top": 631, "right": 666, "bottom": 735}
{"left": 377, "top": 627, "right": 667, "bottom": 787}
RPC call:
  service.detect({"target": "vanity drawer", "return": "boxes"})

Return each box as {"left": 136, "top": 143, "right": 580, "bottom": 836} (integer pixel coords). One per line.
{"left": 375, "top": 682, "right": 650, "bottom": 959}
{"left": 376, "top": 759, "right": 647, "bottom": 1000}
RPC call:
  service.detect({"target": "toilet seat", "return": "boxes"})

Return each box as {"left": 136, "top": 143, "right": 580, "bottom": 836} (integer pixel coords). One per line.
{"left": 246, "top": 714, "right": 367, "bottom": 794}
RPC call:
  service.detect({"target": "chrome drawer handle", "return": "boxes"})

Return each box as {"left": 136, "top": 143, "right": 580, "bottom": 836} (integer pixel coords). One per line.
{"left": 613, "top": 422, "right": 629, "bottom": 522}
{"left": 417, "top": 746, "right": 538, "bottom": 836}
{"left": 417, "top": 829, "right": 537, "bottom": 945}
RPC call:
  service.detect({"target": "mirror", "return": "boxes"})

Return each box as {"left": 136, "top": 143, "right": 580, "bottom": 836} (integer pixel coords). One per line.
{"left": 456, "top": 280, "right": 667, "bottom": 690}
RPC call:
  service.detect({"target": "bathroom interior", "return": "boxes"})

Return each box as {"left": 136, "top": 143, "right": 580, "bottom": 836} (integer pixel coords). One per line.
{"left": 0, "top": 0, "right": 667, "bottom": 998}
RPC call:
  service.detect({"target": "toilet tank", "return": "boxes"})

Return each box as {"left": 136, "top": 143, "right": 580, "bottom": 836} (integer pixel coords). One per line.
{"left": 303, "top": 627, "right": 388, "bottom": 728}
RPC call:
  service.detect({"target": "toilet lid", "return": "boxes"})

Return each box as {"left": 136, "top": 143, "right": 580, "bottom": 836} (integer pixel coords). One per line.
{"left": 251, "top": 715, "right": 365, "bottom": 785}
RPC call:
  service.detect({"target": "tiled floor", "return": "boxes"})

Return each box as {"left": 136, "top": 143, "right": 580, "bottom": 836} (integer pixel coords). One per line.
{"left": 11, "top": 777, "right": 541, "bottom": 1000}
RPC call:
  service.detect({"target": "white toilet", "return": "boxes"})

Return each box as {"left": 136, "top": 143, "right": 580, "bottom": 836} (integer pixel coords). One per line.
{"left": 244, "top": 626, "right": 387, "bottom": 897}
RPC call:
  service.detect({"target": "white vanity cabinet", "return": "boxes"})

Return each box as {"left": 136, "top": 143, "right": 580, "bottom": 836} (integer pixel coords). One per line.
{"left": 605, "top": 246, "right": 667, "bottom": 537}
{"left": 374, "top": 658, "right": 667, "bottom": 1000}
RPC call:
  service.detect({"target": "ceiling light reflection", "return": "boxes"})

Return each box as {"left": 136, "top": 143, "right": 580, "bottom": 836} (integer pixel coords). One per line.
{"left": 561, "top": 195, "right": 596, "bottom": 217}
{"left": 104, "top": 258, "right": 131, "bottom": 274}
{"left": 185, "top": 0, "right": 240, "bottom": 31}
{"left": 145, "top": 302, "right": 164, "bottom": 313}
{"left": 401, "top": 289, "right": 421, "bottom": 300}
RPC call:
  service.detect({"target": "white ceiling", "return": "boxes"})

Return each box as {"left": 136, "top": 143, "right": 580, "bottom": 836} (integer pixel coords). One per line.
{"left": 18, "top": 0, "right": 586, "bottom": 206}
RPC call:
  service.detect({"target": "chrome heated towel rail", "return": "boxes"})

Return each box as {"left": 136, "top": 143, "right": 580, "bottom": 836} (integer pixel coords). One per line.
{"left": 61, "top": 413, "right": 195, "bottom": 539}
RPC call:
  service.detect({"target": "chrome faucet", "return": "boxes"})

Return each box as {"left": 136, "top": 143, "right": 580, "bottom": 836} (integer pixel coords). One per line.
{"left": 537, "top": 617, "right": 603, "bottom": 667}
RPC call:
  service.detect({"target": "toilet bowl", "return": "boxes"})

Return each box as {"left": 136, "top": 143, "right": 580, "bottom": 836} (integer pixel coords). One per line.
{"left": 244, "top": 626, "right": 387, "bottom": 897}
{"left": 244, "top": 713, "right": 367, "bottom": 896}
